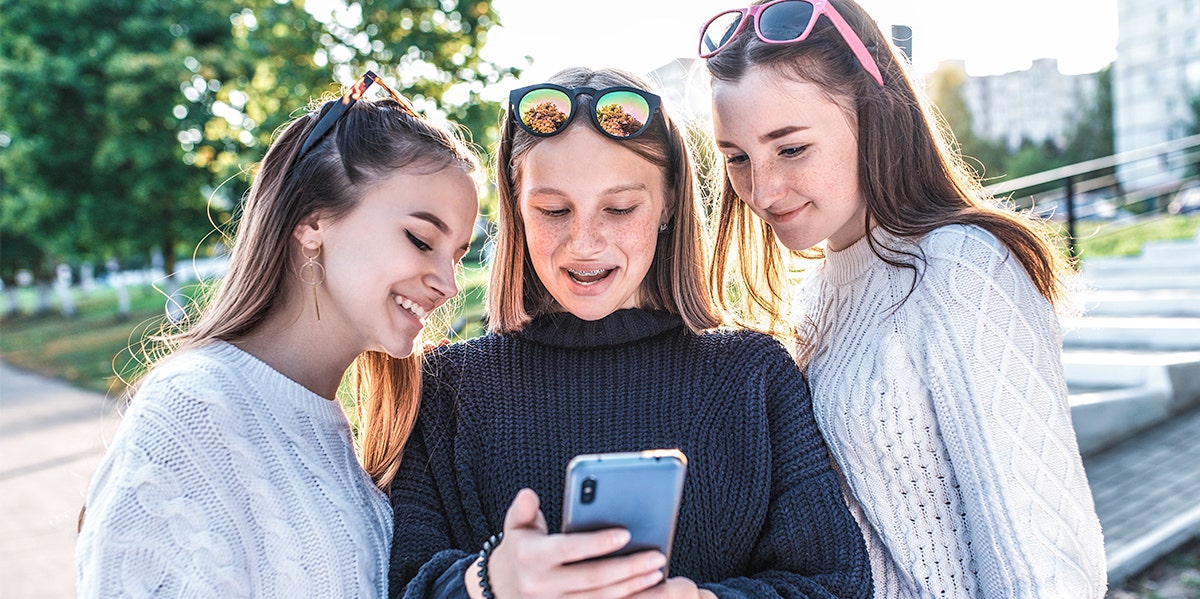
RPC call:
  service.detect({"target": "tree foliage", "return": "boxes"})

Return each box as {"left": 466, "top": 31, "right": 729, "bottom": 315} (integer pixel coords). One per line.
{"left": 0, "top": 0, "right": 517, "bottom": 283}
{"left": 925, "top": 63, "right": 1009, "bottom": 183}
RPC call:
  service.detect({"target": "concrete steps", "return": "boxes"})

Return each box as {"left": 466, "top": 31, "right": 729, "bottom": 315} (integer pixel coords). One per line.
{"left": 1077, "top": 289, "right": 1200, "bottom": 317}
{"left": 1065, "top": 231, "right": 1200, "bottom": 584}
{"left": 1064, "top": 231, "right": 1200, "bottom": 455}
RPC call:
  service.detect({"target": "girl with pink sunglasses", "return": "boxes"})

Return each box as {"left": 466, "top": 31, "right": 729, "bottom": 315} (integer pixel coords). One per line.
{"left": 700, "top": 0, "right": 1106, "bottom": 597}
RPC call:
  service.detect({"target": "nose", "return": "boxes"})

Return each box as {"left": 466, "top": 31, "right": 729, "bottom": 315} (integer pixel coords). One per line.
{"left": 426, "top": 259, "right": 459, "bottom": 302}
{"left": 566, "top": 214, "right": 603, "bottom": 257}
{"left": 746, "top": 162, "right": 786, "bottom": 212}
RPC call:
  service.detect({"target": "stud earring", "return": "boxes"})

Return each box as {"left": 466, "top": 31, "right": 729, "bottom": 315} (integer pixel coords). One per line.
{"left": 659, "top": 222, "right": 669, "bottom": 233}
{"left": 298, "top": 244, "right": 325, "bottom": 320}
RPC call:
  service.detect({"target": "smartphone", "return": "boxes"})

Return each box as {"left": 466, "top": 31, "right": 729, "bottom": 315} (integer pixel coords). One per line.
{"left": 561, "top": 449, "right": 687, "bottom": 569}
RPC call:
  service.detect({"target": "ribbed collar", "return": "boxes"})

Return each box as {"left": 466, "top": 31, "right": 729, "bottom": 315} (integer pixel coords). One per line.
{"left": 516, "top": 309, "right": 684, "bottom": 349}
{"left": 822, "top": 228, "right": 916, "bottom": 287}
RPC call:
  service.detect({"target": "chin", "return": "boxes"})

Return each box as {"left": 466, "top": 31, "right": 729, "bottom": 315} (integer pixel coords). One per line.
{"left": 560, "top": 301, "right": 619, "bottom": 321}
{"left": 376, "top": 338, "right": 417, "bottom": 359}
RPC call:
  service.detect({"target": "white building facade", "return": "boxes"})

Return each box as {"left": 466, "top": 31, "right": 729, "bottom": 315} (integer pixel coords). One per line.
{"left": 1113, "top": 0, "right": 1200, "bottom": 186}
{"left": 958, "top": 58, "right": 1099, "bottom": 152}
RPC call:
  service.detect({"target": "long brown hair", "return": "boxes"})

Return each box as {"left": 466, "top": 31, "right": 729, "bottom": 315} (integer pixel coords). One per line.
{"left": 488, "top": 67, "right": 721, "bottom": 333}
{"left": 163, "top": 92, "right": 478, "bottom": 489}
{"left": 705, "top": 0, "right": 1072, "bottom": 342}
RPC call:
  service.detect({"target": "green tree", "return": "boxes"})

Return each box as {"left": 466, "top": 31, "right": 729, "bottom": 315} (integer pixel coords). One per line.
{"left": 925, "top": 62, "right": 1009, "bottom": 182}
{"left": 1062, "top": 65, "right": 1114, "bottom": 165}
{"left": 217, "top": 1, "right": 518, "bottom": 182}
{"left": 2, "top": 0, "right": 518, "bottom": 294}
{"left": 1, "top": 0, "right": 242, "bottom": 282}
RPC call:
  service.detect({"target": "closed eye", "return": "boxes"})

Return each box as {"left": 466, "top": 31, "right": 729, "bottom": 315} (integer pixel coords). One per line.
{"left": 538, "top": 207, "right": 569, "bottom": 217}
{"left": 406, "top": 231, "right": 432, "bottom": 252}
{"left": 606, "top": 206, "right": 636, "bottom": 215}
{"left": 780, "top": 145, "right": 807, "bottom": 157}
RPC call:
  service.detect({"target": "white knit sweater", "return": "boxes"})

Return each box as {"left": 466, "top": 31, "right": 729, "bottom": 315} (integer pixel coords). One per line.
{"left": 798, "top": 225, "right": 1106, "bottom": 598}
{"left": 76, "top": 340, "right": 392, "bottom": 598}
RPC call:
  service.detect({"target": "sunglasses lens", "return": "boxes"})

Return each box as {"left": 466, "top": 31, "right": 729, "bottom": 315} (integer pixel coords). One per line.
{"left": 759, "top": 0, "right": 816, "bottom": 42}
{"left": 701, "top": 11, "right": 745, "bottom": 55}
{"left": 517, "top": 88, "right": 572, "bottom": 134}
{"left": 594, "top": 91, "right": 652, "bottom": 138}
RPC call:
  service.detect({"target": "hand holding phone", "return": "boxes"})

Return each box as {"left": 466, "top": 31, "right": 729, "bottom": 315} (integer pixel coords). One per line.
{"left": 561, "top": 449, "right": 688, "bottom": 570}
{"left": 479, "top": 488, "right": 668, "bottom": 599}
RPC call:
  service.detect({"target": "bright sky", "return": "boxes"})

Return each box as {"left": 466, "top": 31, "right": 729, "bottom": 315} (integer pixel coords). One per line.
{"left": 482, "top": 0, "right": 1119, "bottom": 85}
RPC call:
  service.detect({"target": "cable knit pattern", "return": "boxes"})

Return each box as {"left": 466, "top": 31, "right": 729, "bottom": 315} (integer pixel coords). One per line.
{"left": 388, "top": 309, "right": 872, "bottom": 598}
{"left": 799, "top": 225, "right": 1106, "bottom": 598}
{"left": 76, "top": 340, "right": 393, "bottom": 598}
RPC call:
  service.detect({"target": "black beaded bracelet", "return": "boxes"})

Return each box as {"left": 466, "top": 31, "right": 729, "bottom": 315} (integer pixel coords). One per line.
{"left": 476, "top": 531, "right": 504, "bottom": 599}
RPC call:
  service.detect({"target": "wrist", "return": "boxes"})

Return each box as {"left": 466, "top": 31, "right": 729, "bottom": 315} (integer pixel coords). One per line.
{"left": 474, "top": 532, "right": 503, "bottom": 599}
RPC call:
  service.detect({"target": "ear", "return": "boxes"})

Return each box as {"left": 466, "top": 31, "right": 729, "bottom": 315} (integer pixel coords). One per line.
{"left": 292, "top": 212, "right": 325, "bottom": 250}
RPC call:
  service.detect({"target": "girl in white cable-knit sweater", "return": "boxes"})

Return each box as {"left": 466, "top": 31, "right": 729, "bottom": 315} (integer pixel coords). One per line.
{"left": 699, "top": 0, "right": 1106, "bottom": 596}
{"left": 75, "top": 71, "right": 480, "bottom": 597}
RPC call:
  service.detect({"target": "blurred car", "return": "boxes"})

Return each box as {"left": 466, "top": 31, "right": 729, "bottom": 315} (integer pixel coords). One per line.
{"left": 1168, "top": 181, "right": 1200, "bottom": 215}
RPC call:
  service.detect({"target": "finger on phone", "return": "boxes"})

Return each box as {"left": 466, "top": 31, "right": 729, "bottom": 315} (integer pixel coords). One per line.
{"left": 548, "top": 526, "right": 633, "bottom": 565}
{"left": 559, "top": 550, "right": 667, "bottom": 597}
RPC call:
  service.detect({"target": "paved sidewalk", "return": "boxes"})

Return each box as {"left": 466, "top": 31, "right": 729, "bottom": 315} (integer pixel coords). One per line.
{"left": 1085, "top": 405, "right": 1200, "bottom": 586}
{"left": 0, "top": 361, "right": 122, "bottom": 598}
{"left": 1, "top": 358, "right": 1198, "bottom": 595}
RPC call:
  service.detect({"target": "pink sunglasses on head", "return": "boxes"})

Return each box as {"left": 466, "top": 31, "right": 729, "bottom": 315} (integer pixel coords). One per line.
{"left": 699, "top": 0, "right": 885, "bottom": 87}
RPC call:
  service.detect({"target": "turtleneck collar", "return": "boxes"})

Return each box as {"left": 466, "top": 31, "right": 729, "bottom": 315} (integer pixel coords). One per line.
{"left": 516, "top": 308, "right": 684, "bottom": 349}
{"left": 822, "top": 228, "right": 918, "bottom": 287}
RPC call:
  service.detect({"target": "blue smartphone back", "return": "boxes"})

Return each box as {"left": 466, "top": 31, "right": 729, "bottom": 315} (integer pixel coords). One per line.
{"left": 561, "top": 449, "right": 688, "bottom": 562}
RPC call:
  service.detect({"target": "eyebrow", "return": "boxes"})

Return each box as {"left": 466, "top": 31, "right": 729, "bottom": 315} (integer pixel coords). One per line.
{"left": 758, "top": 125, "right": 809, "bottom": 144}
{"left": 526, "top": 183, "right": 648, "bottom": 197}
{"left": 411, "top": 211, "right": 449, "bottom": 234}
{"left": 717, "top": 125, "right": 811, "bottom": 150}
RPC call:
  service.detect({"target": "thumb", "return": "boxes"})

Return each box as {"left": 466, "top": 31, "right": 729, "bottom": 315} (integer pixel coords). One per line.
{"left": 503, "top": 488, "right": 547, "bottom": 534}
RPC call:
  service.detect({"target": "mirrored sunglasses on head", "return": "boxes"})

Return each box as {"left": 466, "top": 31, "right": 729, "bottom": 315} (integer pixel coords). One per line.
{"left": 508, "top": 84, "right": 662, "bottom": 140}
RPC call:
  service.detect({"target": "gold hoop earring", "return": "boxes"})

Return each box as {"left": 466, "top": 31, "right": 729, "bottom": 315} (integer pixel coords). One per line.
{"left": 298, "top": 244, "right": 325, "bottom": 320}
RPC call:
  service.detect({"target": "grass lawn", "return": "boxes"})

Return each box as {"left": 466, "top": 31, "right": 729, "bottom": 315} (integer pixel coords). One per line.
{"left": 0, "top": 262, "right": 491, "bottom": 395}
{"left": 1069, "top": 214, "right": 1200, "bottom": 259}
{"left": 0, "top": 284, "right": 178, "bottom": 396}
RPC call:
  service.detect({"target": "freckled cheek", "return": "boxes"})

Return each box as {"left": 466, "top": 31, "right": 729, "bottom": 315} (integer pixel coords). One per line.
{"left": 522, "top": 220, "right": 568, "bottom": 265}
{"left": 610, "top": 221, "right": 661, "bottom": 260}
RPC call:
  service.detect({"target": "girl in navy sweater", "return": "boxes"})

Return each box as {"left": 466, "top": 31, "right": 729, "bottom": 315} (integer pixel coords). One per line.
{"left": 388, "top": 67, "right": 871, "bottom": 599}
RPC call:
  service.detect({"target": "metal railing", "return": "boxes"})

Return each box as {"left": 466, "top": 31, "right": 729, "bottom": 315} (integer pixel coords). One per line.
{"left": 985, "top": 134, "right": 1200, "bottom": 258}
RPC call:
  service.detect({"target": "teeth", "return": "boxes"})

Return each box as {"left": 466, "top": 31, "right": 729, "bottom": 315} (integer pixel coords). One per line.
{"left": 393, "top": 295, "right": 427, "bottom": 319}
{"left": 568, "top": 269, "right": 606, "bottom": 277}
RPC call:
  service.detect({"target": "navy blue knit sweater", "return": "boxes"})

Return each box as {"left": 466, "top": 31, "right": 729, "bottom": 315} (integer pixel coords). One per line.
{"left": 388, "top": 309, "right": 871, "bottom": 598}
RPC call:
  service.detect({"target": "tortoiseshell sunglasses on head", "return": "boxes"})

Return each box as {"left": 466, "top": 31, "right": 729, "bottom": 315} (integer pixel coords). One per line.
{"left": 295, "top": 70, "right": 418, "bottom": 162}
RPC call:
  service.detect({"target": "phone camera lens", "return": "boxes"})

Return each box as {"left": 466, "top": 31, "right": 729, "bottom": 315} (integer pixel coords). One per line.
{"left": 581, "top": 477, "right": 597, "bottom": 504}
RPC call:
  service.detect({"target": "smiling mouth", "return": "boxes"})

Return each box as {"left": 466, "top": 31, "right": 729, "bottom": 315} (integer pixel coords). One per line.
{"left": 567, "top": 268, "right": 613, "bottom": 286}
{"left": 768, "top": 202, "right": 808, "bottom": 221}
{"left": 393, "top": 294, "right": 428, "bottom": 320}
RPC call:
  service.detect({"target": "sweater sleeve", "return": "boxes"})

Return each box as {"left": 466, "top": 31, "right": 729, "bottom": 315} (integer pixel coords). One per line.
{"left": 912, "top": 227, "right": 1106, "bottom": 598}
{"left": 76, "top": 377, "right": 268, "bottom": 597}
{"left": 701, "top": 340, "right": 873, "bottom": 599}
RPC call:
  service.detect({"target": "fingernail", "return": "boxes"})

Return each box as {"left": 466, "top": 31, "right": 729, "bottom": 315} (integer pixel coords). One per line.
{"left": 612, "top": 529, "right": 631, "bottom": 547}
{"left": 644, "top": 569, "right": 664, "bottom": 584}
{"left": 647, "top": 553, "right": 667, "bottom": 569}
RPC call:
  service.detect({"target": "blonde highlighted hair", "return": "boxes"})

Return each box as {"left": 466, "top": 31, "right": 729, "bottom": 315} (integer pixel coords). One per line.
{"left": 488, "top": 67, "right": 721, "bottom": 334}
